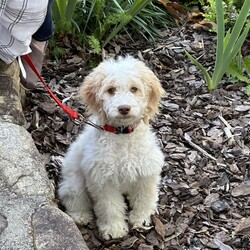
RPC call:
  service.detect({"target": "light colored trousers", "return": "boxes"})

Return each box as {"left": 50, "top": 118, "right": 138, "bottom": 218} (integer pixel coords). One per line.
{"left": 0, "top": 0, "right": 48, "bottom": 64}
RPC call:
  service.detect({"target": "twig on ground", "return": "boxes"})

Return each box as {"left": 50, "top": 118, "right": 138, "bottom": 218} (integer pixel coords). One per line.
{"left": 184, "top": 133, "right": 217, "bottom": 161}
{"left": 218, "top": 115, "right": 233, "bottom": 139}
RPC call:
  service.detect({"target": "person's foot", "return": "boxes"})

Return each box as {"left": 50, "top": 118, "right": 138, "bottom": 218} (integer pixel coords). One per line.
{"left": 20, "top": 39, "right": 47, "bottom": 89}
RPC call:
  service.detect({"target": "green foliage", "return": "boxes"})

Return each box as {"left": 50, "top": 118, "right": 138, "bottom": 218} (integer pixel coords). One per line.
{"left": 51, "top": 0, "right": 173, "bottom": 57}
{"left": 186, "top": 0, "right": 250, "bottom": 91}
{"left": 182, "top": 0, "right": 247, "bottom": 29}
{"left": 226, "top": 52, "right": 250, "bottom": 90}
{"left": 87, "top": 36, "right": 102, "bottom": 54}
{"left": 49, "top": 38, "right": 65, "bottom": 61}
{"left": 102, "top": 0, "right": 152, "bottom": 47}
{"left": 202, "top": 0, "right": 217, "bottom": 24}
{"left": 181, "top": 0, "right": 205, "bottom": 6}
{"left": 74, "top": 0, "right": 160, "bottom": 46}
{"left": 203, "top": 0, "right": 240, "bottom": 28}
{"left": 117, "top": 1, "right": 171, "bottom": 44}
{"left": 52, "top": 0, "right": 79, "bottom": 34}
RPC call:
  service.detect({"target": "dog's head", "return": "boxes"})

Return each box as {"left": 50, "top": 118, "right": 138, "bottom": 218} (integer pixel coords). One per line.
{"left": 79, "top": 56, "right": 165, "bottom": 126}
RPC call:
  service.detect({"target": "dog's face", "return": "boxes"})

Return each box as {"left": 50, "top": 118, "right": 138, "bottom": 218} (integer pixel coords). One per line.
{"left": 98, "top": 76, "right": 148, "bottom": 126}
{"left": 79, "top": 56, "right": 165, "bottom": 125}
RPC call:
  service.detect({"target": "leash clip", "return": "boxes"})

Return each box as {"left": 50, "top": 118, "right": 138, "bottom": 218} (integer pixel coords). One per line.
{"left": 72, "top": 114, "right": 103, "bottom": 131}
{"left": 72, "top": 113, "right": 84, "bottom": 126}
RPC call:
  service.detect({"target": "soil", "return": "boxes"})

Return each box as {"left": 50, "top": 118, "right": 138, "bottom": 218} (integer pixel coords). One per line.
{"left": 24, "top": 26, "right": 250, "bottom": 249}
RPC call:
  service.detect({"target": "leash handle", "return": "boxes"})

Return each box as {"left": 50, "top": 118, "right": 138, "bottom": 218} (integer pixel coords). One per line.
{"left": 22, "top": 54, "right": 79, "bottom": 120}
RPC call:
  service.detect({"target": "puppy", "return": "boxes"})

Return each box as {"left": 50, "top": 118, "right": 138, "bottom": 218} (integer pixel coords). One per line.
{"left": 59, "top": 56, "right": 165, "bottom": 240}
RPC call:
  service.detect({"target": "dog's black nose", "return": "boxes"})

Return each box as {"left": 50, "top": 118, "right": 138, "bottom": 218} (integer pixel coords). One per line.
{"left": 118, "top": 105, "right": 131, "bottom": 115}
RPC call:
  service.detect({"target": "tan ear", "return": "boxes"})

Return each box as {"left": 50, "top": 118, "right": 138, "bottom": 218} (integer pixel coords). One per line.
{"left": 139, "top": 64, "right": 165, "bottom": 123}
{"left": 78, "top": 69, "right": 105, "bottom": 117}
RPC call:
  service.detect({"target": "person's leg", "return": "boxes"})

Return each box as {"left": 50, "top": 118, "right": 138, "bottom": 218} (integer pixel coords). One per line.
{"left": 32, "top": 0, "right": 54, "bottom": 42}
{"left": 21, "top": 0, "right": 54, "bottom": 89}
{"left": 0, "top": 1, "right": 49, "bottom": 64}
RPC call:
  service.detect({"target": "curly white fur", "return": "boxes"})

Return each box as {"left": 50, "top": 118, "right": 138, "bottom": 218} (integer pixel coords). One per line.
{"left": 58, "top": 56, "right": 165, "bottom": 240}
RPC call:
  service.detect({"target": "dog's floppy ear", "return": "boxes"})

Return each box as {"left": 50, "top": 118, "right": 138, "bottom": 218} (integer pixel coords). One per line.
{"left": 78, "top": 68, "right": 105, "bottom": 116}
{"left": 138, "top": 63, "right": 165, "bottom": 123}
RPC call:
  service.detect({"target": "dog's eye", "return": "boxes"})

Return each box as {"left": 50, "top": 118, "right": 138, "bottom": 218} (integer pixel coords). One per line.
{"left": 131, "top": 87, "right": 138, "bottom": 93}
{"left": 107, "top": 87, "right": 116, "bottom": 95}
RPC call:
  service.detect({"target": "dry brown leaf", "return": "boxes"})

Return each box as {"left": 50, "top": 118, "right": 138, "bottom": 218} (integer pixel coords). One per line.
{"left": 38, "top": 101, "right": 57, "bottom": 114}
{"left": 146, "top": 230, "right": 160, "bottom": 246}
{"left": 232, "top": 183, "right": 250, "bottom": 197}
{"left": 66, "top": 55, "right": 83, "bottom": 64}
{"left": 188, "top": 12, "right": 204, "bottom": 22}
{"left": 235, "top": 217, "right": 250, "bottom": 236}
{"left": 213, "top": 239, "right": 233, "bottom": 250}
{"left": 158, "top": 0, "right": 188, "bottom": 24}
{"left": 192, "top": 20, "right": 217, "bottom": 30}
{"left": 152, "top": 215, "right": 166, "bottom": 239}
{"left": 120, "top": 236, "right": 138, "bottom": 248}
{"left": 138, "top": 244, "right": 153, "bottom": 250}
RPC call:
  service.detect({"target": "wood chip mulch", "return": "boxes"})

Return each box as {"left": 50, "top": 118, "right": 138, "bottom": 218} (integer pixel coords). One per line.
{"left": 24, "top": 26, "right": 250, "bottom": 249}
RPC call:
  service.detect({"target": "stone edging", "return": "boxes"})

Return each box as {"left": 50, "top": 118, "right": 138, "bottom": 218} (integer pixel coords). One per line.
{"left": 0, "top": 61, "right": 89, "bottom": 249}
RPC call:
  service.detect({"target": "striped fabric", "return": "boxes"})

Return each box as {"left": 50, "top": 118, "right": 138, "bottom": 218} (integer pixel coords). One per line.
{"left": 0, "top": 0, "right": 48, "bottom": 64}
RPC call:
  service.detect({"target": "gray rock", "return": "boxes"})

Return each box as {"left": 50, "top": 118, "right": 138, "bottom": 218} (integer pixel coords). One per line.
{"left": 0, "top": 122, "right": 88, "bottom": 250}
{"left": 0, "top": 214, "right": 7, "bottom": 234}
{"left": 32, "top": 205, "right": 88, "bottom": 250}
{"left": 0, "top": 123, "right": 53, "bottom": 198}
{"left": 0, "top": 59, "right": 88, "bottom": 250}
{"left": 0, "top": 60, "right": 25, "bottom": 125}
{"left": 210, "top": 200, "right": 230, "bottom": 213}
{"left": 0, "top": 196, "right": 49, "bottom": 249}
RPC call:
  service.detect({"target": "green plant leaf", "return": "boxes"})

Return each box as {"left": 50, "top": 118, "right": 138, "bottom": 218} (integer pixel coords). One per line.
{"left": 102, "top": 0, "right": 151, "bottom": 47}
{"left": 102, "top": 14, "right": 132, "bottom": 46}
{"left": 246, "top": 85, "right": 250, "bottom": 96}
{"left": 83, "top": 0, "right": 97, "bottom": 33}
{"left": 87, "top": 35, "right": 101, "bottom": 54}
{"left": 185, "top": 0, "right": 250, "bottom": 91}
{"left": 129, "top": 0, "right": 151, "bottom": 16}
{"left": 71, "top": 19, "right": 81, "bottom": 33}
{"left": 244, "top": 57, "right": 250, "bottom": 73}
{"left": 52, "top": 1, "right": 61, "bottom": 25}
{"left": 227, "top": 63, "right": 250, "bottom": 84}
{"left": 213, "top": 0, "right": 224, "bottom": 82}
{"left": 223, "top": 30, "right": 231, "bottom": 48}
{"left": 185, "top": 51, "right": 213, "bottom": 90}
{"left": 223, "top": 0, "right": 250, "bottom": 57}
{"left": 65, "top": 0, "right": 78, "bottom": 21}
{"left": 56, "top": 0, "right": 67, "bottom": 21}
{"left": 214, "top": 23, "right": 250, "bottom": 86}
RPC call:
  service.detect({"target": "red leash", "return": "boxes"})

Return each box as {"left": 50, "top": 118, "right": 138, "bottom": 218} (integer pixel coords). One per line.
{"left": 22, "top": 54, "right": 79, "bottom": 121}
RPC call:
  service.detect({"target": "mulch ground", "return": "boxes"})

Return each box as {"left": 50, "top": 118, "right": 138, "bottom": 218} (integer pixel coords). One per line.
{"left": 24, "top": 26, "right": 250, "bottom": 249}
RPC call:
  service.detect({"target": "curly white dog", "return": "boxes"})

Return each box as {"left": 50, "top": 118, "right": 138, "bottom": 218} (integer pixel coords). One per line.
{"left": 58, "top": 56, "right": 165, "bottom": 240}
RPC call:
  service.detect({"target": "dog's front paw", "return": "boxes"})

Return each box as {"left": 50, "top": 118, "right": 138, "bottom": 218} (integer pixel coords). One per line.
{"left": 98, "top": 220, "right": 129, "bottom": 240}
{"left": 129, "top": 212, "right": 152, "bottom": 229}
{"left": 67, "top": 210, "right": 93, "bottom": 225}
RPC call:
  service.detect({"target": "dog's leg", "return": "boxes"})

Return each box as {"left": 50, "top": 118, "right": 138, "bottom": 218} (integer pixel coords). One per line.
{"left": 92, "top": 185, "right": 128, "bottom": 240}
{"left": 128, "top": 175, "right": 160, "bottom": 227}
{"left": 58, "top": 170, "right": 93, "bottom": 225}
